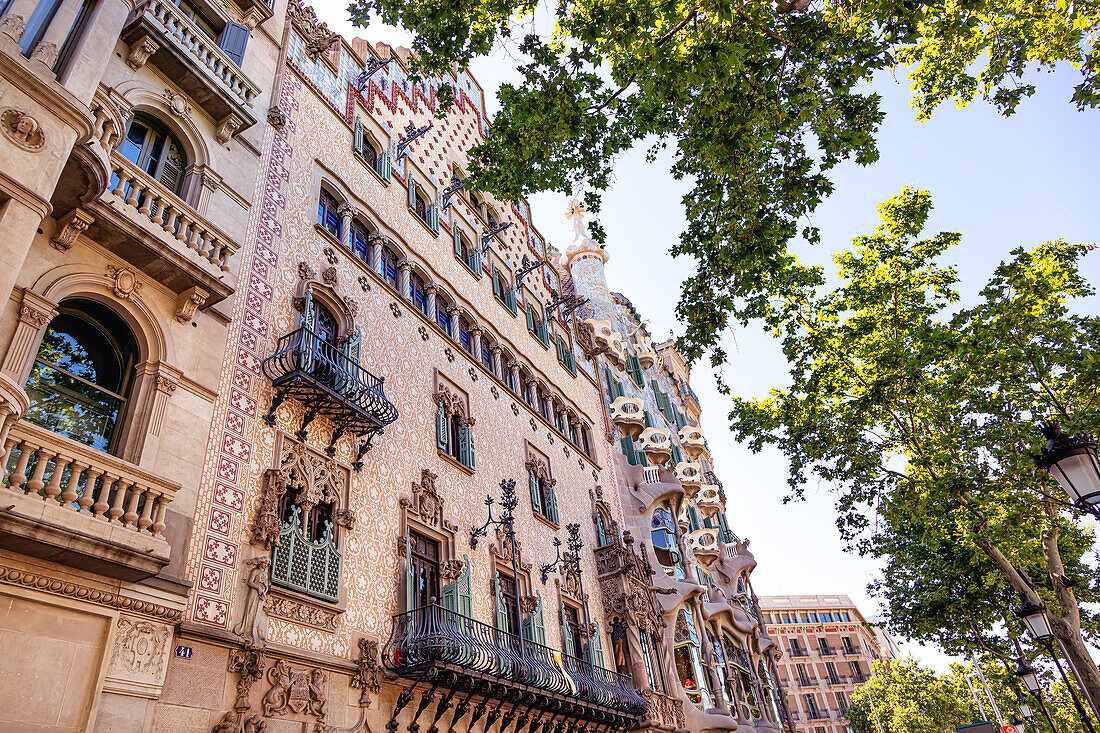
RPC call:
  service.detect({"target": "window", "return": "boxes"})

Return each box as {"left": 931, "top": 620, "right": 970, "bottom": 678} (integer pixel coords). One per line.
{"left": 849, "top": 661, "right": 865, "bottom": 680}
{"left": 522, "top": 372, "right": 535, "bottom": 408}
{"left": 809, "top": 613, "right": 819, "bottom": 623}
{"left": 594, "top": 506, "right": 615, "bottom": 548}
{"left": 407, "top": 530, "right": 440, "bottom": 610}
{"left": 458, "top": 317, "right": 473, "bottom": 355}
{"left": 435, "top": 391, "right": 475, "bottom": 471}
{"left": 24, "top": 301, "right": 136, "bottom": 454}
{"left": 804, "top": 694, "right": 820, "bottom": 717}
{"left": 825, "top": 661, "right": 839, "bottom": 682}
{"left": 626, "top": 352, "right": 644, "bottom": 387}
{"left": 797, "top": 663, "right": 811, "bottom": 685}
{"left": 350, "top": 221, "right": 372, "bottom": 262}
{"left": 843, "top": 636, "right": 856, "bottom": 654}
{"left": 495, "top": 571, "right": 521, "bottom": 635}
{"left": 408, "top": 272, "right": 428, "bottom": 316}
{"left": 317, "top": 188, "right": 340, "bottom": 238}
{"left": 503, "top": 355, "right": 517, "bottom": 393}
{"left": 116, "top": 114, "right": 186, "bottom": 195}
{"left": 640, "top": 631, "right": 667, "bottom": 694}
{"left": 380, "top": 246, "right": 398, "bottom": 288}
{"left": 526, "top": 302, "right": 549, "bottom": 346}
{"left": 491, "top": 261, "right": 517, "bottom": 313}
{"left": 408, "top": 178, "right": 437, "bottom": 231}
{"left": 527, "top": 457, "right": 558, "bottom": 524}
{"left": 556, "top": 333, "right": 577, "bottom": 374}
{"left": 453, "top": 228, "right": 480, "bottom": 275}
{"left": 480, "top": 341, "right": 493, "bottom": 373}
{"left": 435, "top": 295, "right": 452, "bottom": 335}
{"left": 835, "top": 691, "right": 848, "bottom": 713}
{"left": 561, "top": 602, "right": 583, "bottom": 658}
{"left": 650, "top": 503, "right": 681, "bottom": 571}
{"left": 353, "top": 116, "right": 390, "bottom": 180}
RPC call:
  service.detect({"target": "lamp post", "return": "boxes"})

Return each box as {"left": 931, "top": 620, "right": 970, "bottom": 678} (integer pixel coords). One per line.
{"left": 1015, "top": 658, "right": 1058, "bottom": 733}
{"left": 1016, "top": 600, "right": 1096, "bottom": 733}
{"left": 1034, "top": 422, "right": 1100, "bottom": 520}
{"left": 471, "top": 478, "right": 524, "bottom": 660}
{"left": 539, "top": 523, "right": 594, "bottom": 665}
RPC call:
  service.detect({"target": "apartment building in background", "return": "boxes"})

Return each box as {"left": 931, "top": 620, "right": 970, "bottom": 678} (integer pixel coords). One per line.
{"left": 760, "top": 594, "right": 898, "bottom": 733}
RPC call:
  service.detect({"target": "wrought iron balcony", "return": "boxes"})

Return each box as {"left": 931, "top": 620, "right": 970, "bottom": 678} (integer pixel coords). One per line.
{"left": 384, "top": 604, "right": 645, "bottom": 728}
{"left": 262, "top": 326, "right": 398, "bottom": 456}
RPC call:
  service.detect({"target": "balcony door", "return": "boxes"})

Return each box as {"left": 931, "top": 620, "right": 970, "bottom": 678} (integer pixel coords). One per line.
{"left": 495, "top": 572, "right": 521, "bottom": 636}
{"left": 407, "top": 530, "right": 440, "bottom": 611}
{"left": 118, "top": 114, "right": 186, "bottom": 196}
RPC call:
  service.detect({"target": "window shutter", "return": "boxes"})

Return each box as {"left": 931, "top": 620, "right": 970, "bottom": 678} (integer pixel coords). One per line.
{"left": 378, "top": 150, "right": 391, "bottom": 181}
{"left": 441, "top": 571, "right": 457, "bottom": 612}
{"left": 491, "top": 262, "right": 500, "bottom": 297}
{"left": 537, "top": 320, "right": 549, "bottom": 346}
{"left": 436, "top": 402, "right": 448, "bottom": 451}
{"left": 341, "top": 325, "right": 361, "bottom": 366}
{"left": 566, "top": 350, "right": 576, "bottom": 374}
{"left": 528, "top": 470, "right": 541, "bottom": 515}
{"left": 495, "top": 572, "right": 509, "bottom": 632}
{"left": 620, "top": 436, "right": 638, "bottom": 466}
{"left": 592, "top": 620, "right": 606, "bottom": 669}
{"left": 644, "top": 411, "right": 654, "bottom": 428}
{"left": 688, "top": 505, "right": 701, "bottom": 533}
{"left": 158, "top": 142, "right": 184, "bottom": 193}
{"left": 458, "top": 554, "right": 472, "bottom": 617}
{"left": 300, "top": 286, "right": 315, "bottom": 371}
{"left": 471, "top": 241, "right": 482, "bottom": 272}
{"left": 526, "top": 304, "right": 535, "bottom": 332}
{"left": 405, "top": 525, "right": 415, "bottom": 611}
{"left": 671, "top": 444, "right": 683, "bottom": 465}
{"left": 534, "top": 590, "right": 546, "bottom": 645}
{"left": 545, "top": 482, "right": 558, "bottom": 524}
{"left": 561, "top": 603, "right": 575, "bottom": 657}
{"left": 354, "top": 116, "right": 363, "bottom": 155}
{"left": 460, "top": 422, "right": 475, "bottom": 469}
{"left": 218, "top": 22, "right": 249, "bottom": 67}
{"left": 428, "top": 204, "right": 439, "bottom": 233}
{"left": 505, "top": 286, "right": 517, "bottom": 313}
{"left": 453, "top": 226, "right": 463, "bottom": 256}
{"left": 407, "top": 178, "right": 417, "bottom": 208}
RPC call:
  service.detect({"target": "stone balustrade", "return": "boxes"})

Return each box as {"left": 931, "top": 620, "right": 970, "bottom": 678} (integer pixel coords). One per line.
{"left": 642, "top": 466, "right": 661, "bottom": 484}
{"left": 2, "top": 421, "right": 179, "bottom": 539}
{"left": 638, "top": 427, "right": 672, "bottom": 467}
{"left": 610, "top": 395, "right": 644, "bottom": 438}
{"left": 109, "top": 154, "right": 237, "bottom": 272}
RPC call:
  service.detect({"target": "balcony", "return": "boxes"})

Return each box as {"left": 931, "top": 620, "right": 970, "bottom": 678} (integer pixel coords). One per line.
{"left": 121, "top": 0, "right": 260, "bottom": 136}
{"left": 678, "top": 426, "right": 706, "bottom": 459}
{"left": 642, "top": 466, "right": 661, "bottom": 484}
{"left": 843, "top": 645, "right": 862, "bottom": 656}
{"left": 687, "top": 527, "right": 721, "bottom": 566}
{"left": 818, "top": 645, "right": 837, "bottom": 657}
{"left": 808, "top": 709, "right": 831, "bottom": 720}
{"left": 84, "top": 154, "right": 237, "bottom": 306}
{"left": 610, "top": 396, "right": 645, "bottom": 439}
{"left": 262, "top": 326, "right": 398, "bottom": 455}
{"left": 384, "top": 604, "right": 645, "bottom": 727}
{"left": 696, "top": 484, "right": 723, "bottom": 517}
{"left": 585, "top": 319, "right": 628, "bottom": 370}
{"left": 674, "top": 460, "right": 702, "bottom": 489}
{"left": 637, "top": 427, "right": 672, "bottom": 467}
{"left": 826, "top": 675, "right": 847, "bottom": 686}
{"left": 636, "top": 339, "right": 658, "bottom": 369}
{"left": 797, "top": 677, "right": 818, "bottom": 687}
{"left": 788, "top": 648, "right": 809, "bottom": 658}
{"left": 639, "top": 689, "right": 686, "bottom": 730}
{"left": 0, "top": 421, "right": 179, "bottom": 581}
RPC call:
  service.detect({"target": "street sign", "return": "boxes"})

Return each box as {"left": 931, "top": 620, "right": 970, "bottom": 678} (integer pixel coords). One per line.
{"left": 1001, "top": 726, "right": 1018, "bottom": 733}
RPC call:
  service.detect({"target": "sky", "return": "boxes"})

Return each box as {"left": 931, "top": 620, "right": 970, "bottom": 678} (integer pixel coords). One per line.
{"left": 311, "top": 1, "right": 1100, "bottom": 670}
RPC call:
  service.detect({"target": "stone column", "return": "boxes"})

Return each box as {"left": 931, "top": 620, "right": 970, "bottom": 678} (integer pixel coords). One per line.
{"left": 0, "top": 289, "right": 55, "bottom": 445}
{"left": 0, "top": 0, "right": 40, "bottom": 43}
{"left": 56, "top": 0, "right": 132, "bottom": 103}
{"left": 27, "top": 0, "right": 86, "bottom": 71}
{"left": 397, "top": 259, "right": 411, "bottom": 298}
{"left": 470, "top": 327, "right": 483, "bottom": 360}
{"left": 490, "top": 346, "right": 503, "bottom": 379}
{"left": 425, "top": 284, "right": 437, "bottom": 323}
{"left": 338, "top": 203, "right": 354, "bottom": 248}
{"left": 0, "top": 197, "right": 50, "bottom": 323}
{"left": 128, "top": 362, "right": 181, "bottom": 469}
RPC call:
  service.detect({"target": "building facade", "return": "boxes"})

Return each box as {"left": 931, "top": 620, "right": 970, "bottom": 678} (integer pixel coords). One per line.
{"left": 0, "top": 0, "right": 792, "bottom": 729}
{"left": 760, "top": 595, "right": 898, "bottom": 733}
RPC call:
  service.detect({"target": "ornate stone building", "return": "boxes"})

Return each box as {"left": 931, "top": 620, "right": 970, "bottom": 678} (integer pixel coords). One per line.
{"left": 0, "top": 0, "right": 281, "bottom": 725}
{"left": 760, "top": 594, "right": 898, "bottom": 733}
{"left": 555, "top": 208, "right": 793, "bottom": 733}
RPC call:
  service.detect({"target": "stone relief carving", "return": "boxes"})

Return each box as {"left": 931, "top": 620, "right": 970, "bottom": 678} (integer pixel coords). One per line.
{"left": 125, "top": 34, "right": 159, "bottom": 69}
{"left": 0, "top": 565, "right": 182, "bottom": 621}
{"left": 212, "top": 710, "right": 266, "bottom": 733}
{"left": 349, "top": 637, "right": 382, "bottom": 706}
{"left": 107, "top": 616, "right": 170, "bottom": 680}
{"left": 175, "top": 286, "right": 209, "bottom": 323}
{"left": 164, "top": 89, "right": 192, "bottom": 118}
{"left": 433, "top": 384, "right": 470, "bottom": 423}
{"left": 51, "top": 209, "right": 94, "bottom": 251}
{"left": 213, "top": 648, "right": 267, "bottom": 733}
{"left": 267, "top": 106, "right": 287, "bottom": 129}
{"left": 264, "top": 592, "right": 340, "bottom": 632}
{"left": 489, "top": 525, "right": 531, "bottom": 573}
{"left": 262, "top": 660, "right": 327, "bottom": 721}
{"left": 250, "top": 469, "right": 286, "bottom": 550}
{"left": 232, "top": 557, "right": 271, "bottom": 648}
{"left": 19, "top": 303, "right": 52, "bottom": 329}
{"left": 287, "top": 1, "right": 340, "bottom": 61}
{"left": 279, "top": 437, "right": 346, "bottom": 516}
{"left": 215, "top": 114, "right": 243, "bottom": 144}
{"left": 440, "top": 557, "right": 464, "bottom": 581}
{"left": 106, "top": 265, "right": 142, "bottom": 300}
{"left": 404, "top": 468, "right": 445, "bottom": 529}
{"left": 1, "top": 108, "right": 45, "bottom": 152}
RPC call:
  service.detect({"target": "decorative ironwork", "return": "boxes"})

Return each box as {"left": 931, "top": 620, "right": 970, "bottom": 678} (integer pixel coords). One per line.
{"left": 383, "top": 603, "right": 646, "bottom": 721}
{"left": 481, "top": 220, "right": 513, "bottom": 250}
{"left": 559, "top": 295, "right": 588, "bottom": 323}
{"left": 271, "top": 505, "right": 340, "bottom": 602}
{"left": 356, "top": 56, "right": 393, "bottom": 92}
{"left": 262, "top": 325, "right": 398, "bottom": 468}
{"left": 515, "top": 254, "right": 547, "bottom": 289}
{"left": 396, "top": 121, "right": 432, "bottom": 161}
{"left": 440, "top": 174, "right": 466, "bottom": 212}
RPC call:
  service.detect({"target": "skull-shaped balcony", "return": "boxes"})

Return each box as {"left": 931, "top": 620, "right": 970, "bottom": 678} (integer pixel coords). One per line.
{"left": 636, "top": 340, "right": 658, "bottom": 369}
{"left": 678, "top": 426, "right": 707, "bottom": 460}
{"left": 674, "top": 461, "right": 702, "bottom": 494}
{"left": 262, "top": 326, "right": 398, "bottom": 462}
{"left": 610, "top": 396, "right": 645, "bottom": 439}
{"left": 687, "top": 527, "right": 721, "bottom": 567}
{"left": 638, "top": 427, "right": 672, "bottom": 467}
{"left": 696, "top": 485, "right": 723, "bottom": 517}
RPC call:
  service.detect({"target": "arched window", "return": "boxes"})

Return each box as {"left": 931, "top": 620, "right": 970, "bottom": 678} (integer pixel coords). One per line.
{"left": 317, "top": 188, "right": 340, "bottom": 238}
{"left": 594, "top": 506, "right": 615, "bottom": 548}
{"left": 117, "top": 113, "right": 186, "bottom": 195}
{"left": 458, "top": 317, "right": 472, "bottom": 354}
{"left": 521, "top": 369, "right": 534, "bottom": 407}
{"left": 480, "top": 337, "right": 493, "bottom": 373}
{"left": 359, "top": 135, "right": 379, "bottom": 170}
{"left": 380, "top": 246, "right": 398, "bottom": 288}
{"left": 527, "top": 463, "right": 558, "bottom": 524}
{"left": 435, "top": 295, "right": 453, "bottom": 335}
{"left": 502, "top": 352, "right": 517, "bottom": 393}
{"left": 24, "top": 300, "right": 137, "bottom": 454}
{"left": 278, "top": 482, "right": 334, "bottom": 543}
{"left": 408, "top": 272, "right": 428, "bottom": 316}
{"left": 350, "top": 220, "right": 372, "bottom": 262}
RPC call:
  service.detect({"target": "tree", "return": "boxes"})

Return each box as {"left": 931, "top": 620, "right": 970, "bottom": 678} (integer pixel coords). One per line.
{"left": 848, "top": 657, "right": 1087, "bottom": 733}
{"left": 348, "top": 0, "right": 1098, "bottom": 365}
{"left": 726, "top": 186, "right": 1100, "bottom": 711}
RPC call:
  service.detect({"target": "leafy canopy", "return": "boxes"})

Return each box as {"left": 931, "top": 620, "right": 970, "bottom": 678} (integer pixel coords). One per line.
{"left": 348, "top": 0, "right": 1098, "bottom": 363}
{"left": 727, "top": 186, "right": 1098, "bottom": 660}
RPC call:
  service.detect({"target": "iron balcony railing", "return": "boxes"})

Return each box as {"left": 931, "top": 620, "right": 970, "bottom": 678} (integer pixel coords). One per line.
{"left": 262, "top": 325, "right": 398, "bottom": 435}
{"left": 843, "top": 644, "right": 862, "bottom": 656}
{"left": 789, "top": 648, "right": 809, "bottom": 657}
{"left": 818, "top": 644, "right": 837, "bottom": 656}
{"left": 384, "top": 604, "right": 647, "bottom": 717}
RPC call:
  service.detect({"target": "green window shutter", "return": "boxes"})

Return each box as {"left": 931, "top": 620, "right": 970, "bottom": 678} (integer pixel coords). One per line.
{"left": 405, "top": 525, "right": 415, "bottom": 611}
{"left": 529, "top": 470, "right": 542, "bottom": 514}
{"left": 545, "top": 483, "right": 558, "bottom": 524}
{"left": 428, "top": 204, "right": 439, "bottom": 233}
{"left": 458, "top": 555, "right": 472, "bottom": 617}
{"left": 671, "top": 444, "right": 683, "bottom": 465}
{"left": 378, "top": 151, "right": 392, "bottom": 181}
{"left": 436, "top": 402, "right": 448, "bottom": 451}
{"left": 460, "top": 423, "right": 475, "bottom": 469}
{"left": 453, "top": 226, "right": 463, "bottom": 256}
{"left": 537, "top": 320, "right": 549, "bottom": 345}
{"left": 407, "top": 177, "right": 417, "bottom": 208}
{"left": 592, "top": 620, "right": 606, "bottom": 669}
{"left": 506, "top": 287, "right": 517, "bottom": 313}
{"left": 566, "top": 350, "right": 576, "bottom": 374}
{"left": 561, "top": 602, "right": 576, "bottom": 657}
{"left": 644, "top": 411, "right": 654, "bottom": 428}
{"left": 526, "top": 304, "right": 536, "bottom": 332}
{"left": 441, "top": 571, "right": 458, "bottom": 612}
{"left": 603, "top": 368, "right": 615, "bottom": 400}
{"left": 471, "top": 242, "right": 482, "bottom": 273}
{"left": 495, "top": 572, "right": 509, "bottom": 632}
{"left": 620, "top": 436, "right": 638, "bottom": 466}
{"left": 491, "top": 262, "right": 500, "bottom": 297}
{"left": 631, "top": 355, "right": 644, "bottom": 387}
{"left": 688, "top": 505, "right": 701, "bottom": 533}
{"left": 534, "top": 590, "right": 546, "bottom": 645}
{"left": 354, "top": 116, "right": 363, "bottom": 154}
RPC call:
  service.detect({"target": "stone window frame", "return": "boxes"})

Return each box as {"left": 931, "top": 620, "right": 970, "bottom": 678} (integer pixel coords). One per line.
{"left": 434, "top": 370, "right": 475, "bottom": 474}
{"left": 397, "top": 467, "right": 464, "bottom": 613}
{"left": 524, "top": 441, "right": 558, "bottom": 527}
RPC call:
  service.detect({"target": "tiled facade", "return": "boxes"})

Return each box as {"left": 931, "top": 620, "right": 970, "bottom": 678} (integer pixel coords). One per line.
{"left": 760, "top": 595, "right": 898, "bottom": 733}
{"left": 0, "top": 0, "right": 794, "bottom": 729}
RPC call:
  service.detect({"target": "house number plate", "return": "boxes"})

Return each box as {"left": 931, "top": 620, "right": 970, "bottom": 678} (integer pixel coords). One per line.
{"left": 174, "top": 645, "right": 193, "bottom": 659}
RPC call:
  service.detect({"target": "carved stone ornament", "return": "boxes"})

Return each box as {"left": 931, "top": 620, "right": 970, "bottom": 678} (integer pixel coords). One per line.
{"left": 323, "top": 247, "right": 339, "bottom": 265}
{"left": 489, "top": 525, "right": 532, "bottom": 573}
{"left": 525, "top": 457, "right": 554, "bottom": 486}
{"left": 0, "top": 564, "right": 182, "bottom": 621}
{"left": 511, "top": 403, "right": 519, "bottom": 416}
{"left": 175, "top": 285, "right": 209, "bottom": 323}
{"left": 287, "top": 1, "right": 340, "bottom": 61}
{"left": 216, "top": 114, "right": 243, "bottom": 144}
{"left": 390, "top": 301, "right": 401, "bottom": 318}
{"left": 164, "top": 89, "right": 192, "bottom": 118}
{"left": 418, "top": 325, "right": 429, "bottom": 341}
{"left": 106, "top": 265, "right": 142, "bottom": 300}
{"left": 350, "top": 638, "right": 382, "bottom": 706}
{"left": 264, "top": 592, "right": 339, "bottom": 632}
{"left": 445, "top": 347, "right": 455, "bottom": 362}
{"left": 155, "top": 374, "right": 179, "bottom": 394}
{"left": 560, "top": 563, "right": 584, "bottom": 601}
{"left": 125, "top": 34, "right": 159, "bottom": 70}
{"left": 530, "top": 418, "right": 536, "bottom": 432}
{"left": 298, "top": 261, "right": 316, "bottom": 281}
{"left": 358, "top": 275, "right": 371, "bottom": 292}
{"left": 279, "top": 438, "right": 346, "bottom": 516}
{"left": 0, "top": 12, "right": 27, "bottom": 41}
{"left": 468, "top": 367, "right": 478, "bottom": 382}
{"left": 1, "top": 108, "right": 45, "bottom": 151}
{"left": 51, "top": 209, "right": 94, "bottom": 251}
{"left": 250, "top": 469, "right": 286, "bottom": 549}
{"left": 19, "top": 304, "right": 52, "bottom": 329}
{"left": 261, "top": 659, "right": 328, "bottom": 721}
{"left": 440, "top": 557, "right": 464, "bottom": 581}
{"left": 433, "top": 384, "right": 467, "bottom": 421}
{"left": 107, "top": 616, "right": 170, "bottom": 679}
{"left": 267, "top": 106, "right": 287, "bottom": 129}
{"left": 211, "top": 710, "right": 265, "bottom": 733}
{"left": 491, "top": 385, "right": 499, "bottom": 400}
{"left": 520, "top": 595, "right": 539, "bottom": 615}
{"left": 232, "top": 557, "right": 271, "bottom": 648}
{"left": 216, "top": 647, "right": 267, "bottom": 733}
{"left": 407, "top": 468, "right": 443, "bottom": 528}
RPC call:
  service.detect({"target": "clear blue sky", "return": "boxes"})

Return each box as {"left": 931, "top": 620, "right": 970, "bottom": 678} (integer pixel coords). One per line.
{"left": 314, "top": 1, "right": 1100, "bottom": 667}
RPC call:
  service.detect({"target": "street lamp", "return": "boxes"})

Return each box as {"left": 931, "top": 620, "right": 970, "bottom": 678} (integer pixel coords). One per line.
{"left": 1015, "top": 599, "right": 1054, "bottom": 642}
{"left": 1016, "top": 693, "right": 1034, "bottom": 722}
{"left": 1015, "top": 660, "right": 1059, "bottom": 733}
{"left": 1035, "top": 422, "right": 1100, "bottom": 520}
{"left": 1015, "top": 658, "right": 1041, "bottom": 695}
{"left": 1014, "top": 599, "right": 1097, "bottom": 733}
